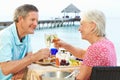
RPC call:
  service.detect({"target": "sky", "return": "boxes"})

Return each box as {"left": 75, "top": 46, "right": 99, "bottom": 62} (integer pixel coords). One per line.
{"left": 0, "top": 0, "right": 120, "bottom": 22}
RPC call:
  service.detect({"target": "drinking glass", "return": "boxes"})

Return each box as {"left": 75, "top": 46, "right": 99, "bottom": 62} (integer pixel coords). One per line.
{"left": 44, "top": 34, "right": 51, "bottom": 48}
{"left": 44, "top": 33, "right": 58, "bottom": 63}
{"left": 44, "top": 33, "right": 58, "bottom": 48}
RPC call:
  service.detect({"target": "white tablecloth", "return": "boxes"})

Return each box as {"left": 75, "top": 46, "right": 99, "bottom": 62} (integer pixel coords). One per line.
{"left": 26, "top": 63, "right": 80, "bottom": 80}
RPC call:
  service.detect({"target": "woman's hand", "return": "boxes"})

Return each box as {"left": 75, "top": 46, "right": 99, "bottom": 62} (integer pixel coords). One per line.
{"left": 53, "top": 38, "right": 67, "bottom": 49}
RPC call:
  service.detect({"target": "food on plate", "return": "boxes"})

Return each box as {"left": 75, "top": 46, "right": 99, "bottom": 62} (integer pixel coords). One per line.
{"left": 55, "top": 58, "right": 60, "bottom": 66}
{"left": 69, "top": 59, "right": 82, "bottom": 66}
{"left": 38, "top": 56, "right": 56, "bottom": 64}
{"left": 60, "top": 59, "right": 69, "bottom": 66}
{"left": 43, "top": 59, "right": 51, "bottom": 63}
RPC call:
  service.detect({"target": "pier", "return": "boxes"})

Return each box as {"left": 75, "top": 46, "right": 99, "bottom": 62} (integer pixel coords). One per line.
{"left": 36, "top": 18, "right": 80, "bottom": 29}
{"left": 0, "top": 21, "right": 13, "bottom": 26}
{"left": 0, "top": 18, "right": 80, "bottom": 30}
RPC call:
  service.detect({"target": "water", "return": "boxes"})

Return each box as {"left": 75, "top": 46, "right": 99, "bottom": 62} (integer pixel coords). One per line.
{"left": 30, "top": 25, "right": 90, "bottom": 52}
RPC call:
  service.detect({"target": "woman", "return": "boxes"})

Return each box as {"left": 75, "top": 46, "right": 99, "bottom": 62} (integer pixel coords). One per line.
{"left": 54, "top": 9, "right": 117, "bottom": 80}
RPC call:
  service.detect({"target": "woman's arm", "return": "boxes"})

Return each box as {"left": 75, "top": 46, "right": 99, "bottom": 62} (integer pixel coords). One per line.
{"left": 62, "top": 43, "right": 86, "bottom": 59}
{"left": 54, "top": 39, "right": 86, "bottom": 59}
{"left": 76, "top": 64, "right": 92, "bottom": 80}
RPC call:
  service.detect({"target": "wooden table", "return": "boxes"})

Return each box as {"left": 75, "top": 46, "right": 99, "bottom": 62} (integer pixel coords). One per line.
{"left": 26, "top": 63, "right": 80, "bottom": 80}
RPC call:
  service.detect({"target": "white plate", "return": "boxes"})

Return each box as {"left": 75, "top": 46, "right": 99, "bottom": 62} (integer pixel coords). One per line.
{"left": 35, "top": 61, "right": 55, "bottom": 65}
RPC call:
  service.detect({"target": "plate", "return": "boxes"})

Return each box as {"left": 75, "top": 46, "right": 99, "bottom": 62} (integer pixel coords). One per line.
{"left": 35, "top": 61, "right": 55, "bottom": 65}
{"left": 53, "top": 64, "right": 74, "bottom": 68}
{"left": 35, "top": 57, "right": 56, "bottom": 65}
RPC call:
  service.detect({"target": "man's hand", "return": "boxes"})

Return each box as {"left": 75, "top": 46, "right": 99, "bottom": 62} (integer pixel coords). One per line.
{"left": 11, "top": 68, "right": 27, "bottom": 80}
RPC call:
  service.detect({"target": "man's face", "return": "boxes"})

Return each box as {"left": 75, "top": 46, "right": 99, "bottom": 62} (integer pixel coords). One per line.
{"left": 21, "top": 11, "right": 38, "bottom": 34}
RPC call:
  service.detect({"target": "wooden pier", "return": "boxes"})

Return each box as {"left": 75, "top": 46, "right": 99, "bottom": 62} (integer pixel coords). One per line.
{"left": 0, "top": 18, "right": 80, "bottom": 30}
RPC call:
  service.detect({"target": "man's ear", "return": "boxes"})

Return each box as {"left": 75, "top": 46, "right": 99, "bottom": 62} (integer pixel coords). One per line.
{"left": 17, "top": 16, "right": 23, "bottom": 22}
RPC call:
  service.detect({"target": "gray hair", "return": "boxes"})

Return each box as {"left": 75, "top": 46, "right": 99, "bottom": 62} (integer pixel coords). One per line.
{"left": 81, "top": 9, "right": 106, "bottom": 37}
{"left": 13, "top": 4, "right": 38, "bottom": 22}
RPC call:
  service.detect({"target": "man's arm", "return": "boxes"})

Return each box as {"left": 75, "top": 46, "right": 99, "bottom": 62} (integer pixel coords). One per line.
{"left": 0, "top": 52, "right": 33, "bottom": 75}
{"left": 0, "top": 48, "right": 50, "bottom": 76}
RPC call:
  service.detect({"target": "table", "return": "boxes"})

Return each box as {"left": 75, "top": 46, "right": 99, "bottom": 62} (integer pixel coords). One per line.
{"left": 26, "top": 63, "right": 80, "bottom": 80}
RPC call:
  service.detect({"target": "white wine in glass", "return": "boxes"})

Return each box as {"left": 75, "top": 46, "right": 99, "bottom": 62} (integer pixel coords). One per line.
{"left": 44, "top": 34, "right": 51, "bottom": 48}
{"left": 44, "top": 33, "right": 58, "bottom": 63}
{"left": 44, "top": 33, "right": 58, "bottom": 48}
{"left": 51, "top": 33, "right": 58, "bottom": 43}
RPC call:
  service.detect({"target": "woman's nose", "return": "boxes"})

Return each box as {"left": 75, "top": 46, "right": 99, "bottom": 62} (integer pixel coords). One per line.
{"left": 78, "top": 26, "right": 81, "bottom": 31}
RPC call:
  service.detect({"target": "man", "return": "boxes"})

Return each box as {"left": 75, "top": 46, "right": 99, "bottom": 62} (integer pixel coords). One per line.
{"left": 0, "top": 4, "right": 50, "bottom": 80}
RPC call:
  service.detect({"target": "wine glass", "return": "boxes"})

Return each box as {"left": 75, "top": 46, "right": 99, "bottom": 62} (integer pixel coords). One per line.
{"left": 44, "top": 34, "right": 51, "bottom": 48}
{"left": 44, "top": 33, "right": 58, "bottom": 48}
{"left": 44, "top": 33, "right": 58, "bottom": 63}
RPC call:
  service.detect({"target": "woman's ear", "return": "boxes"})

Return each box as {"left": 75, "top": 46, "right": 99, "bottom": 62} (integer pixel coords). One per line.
{"left": 91, "top": 22, "right": 96, "bottom": 31}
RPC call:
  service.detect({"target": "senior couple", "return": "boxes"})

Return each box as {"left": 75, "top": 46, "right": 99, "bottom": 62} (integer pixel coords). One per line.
{"left": 0, "top": 4, "right": 116, "bottom": 80}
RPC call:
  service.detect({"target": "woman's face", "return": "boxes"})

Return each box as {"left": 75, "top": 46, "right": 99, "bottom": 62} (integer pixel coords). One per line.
{"left": 78, "top": 19, "right": 95, "bottom": 40}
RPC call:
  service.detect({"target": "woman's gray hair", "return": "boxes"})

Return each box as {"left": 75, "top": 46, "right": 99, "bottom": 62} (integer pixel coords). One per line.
{"left": 13, "top": 4, "right": 38, "bottom": 22}
{"left": 81, "top": 9, "right": 106, "bottom": 37}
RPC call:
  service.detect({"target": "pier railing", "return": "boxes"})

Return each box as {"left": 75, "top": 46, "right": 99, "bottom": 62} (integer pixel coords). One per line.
{"left": 0, "top": 18, "right": 80, "bottom": 30}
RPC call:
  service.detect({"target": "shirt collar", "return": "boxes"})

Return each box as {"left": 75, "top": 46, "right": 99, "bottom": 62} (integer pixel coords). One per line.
{"left": 11, "top": 23, "right": 27, "bottom": 46}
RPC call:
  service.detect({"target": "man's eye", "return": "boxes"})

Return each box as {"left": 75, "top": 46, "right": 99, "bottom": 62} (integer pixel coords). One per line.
{"left": 31, "top": 19, "right": 35, "bottom": 21}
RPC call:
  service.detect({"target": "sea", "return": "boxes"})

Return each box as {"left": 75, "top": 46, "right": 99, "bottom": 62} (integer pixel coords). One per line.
{"left": 0, "top": 17, "right": 120, "bottom": 65}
